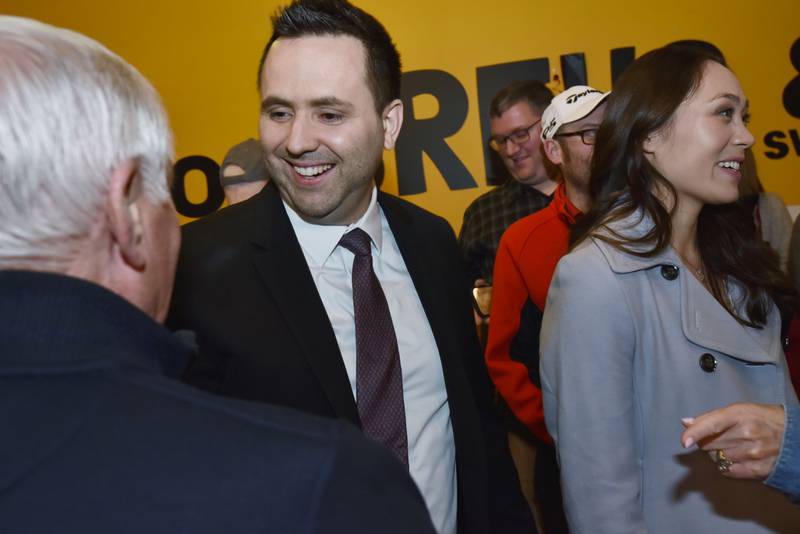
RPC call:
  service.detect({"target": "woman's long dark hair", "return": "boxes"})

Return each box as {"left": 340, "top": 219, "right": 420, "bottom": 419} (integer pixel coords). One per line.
{"left": 571, "top": 46, "right": 797, "bottom": 327}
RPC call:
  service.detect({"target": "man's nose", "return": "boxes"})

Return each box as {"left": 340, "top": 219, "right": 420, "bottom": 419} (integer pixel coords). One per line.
{"left": 503, "top": 138, "right": 522, "bottom": 157}
{"left": 285, "top": 116, "right": 319, "bottom": 156}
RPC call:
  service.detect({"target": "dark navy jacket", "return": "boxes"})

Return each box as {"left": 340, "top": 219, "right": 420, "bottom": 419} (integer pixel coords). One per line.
{"left": 168, "top": 183, "right": 535, "bottom": 534}
{"left": 0, "top": 270, "right": 435, "bottom": 534}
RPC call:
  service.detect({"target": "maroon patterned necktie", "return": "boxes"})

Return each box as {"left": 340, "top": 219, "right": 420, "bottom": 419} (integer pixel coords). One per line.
{"left": 338, "top": 228, "right": 408, "bottom": 466}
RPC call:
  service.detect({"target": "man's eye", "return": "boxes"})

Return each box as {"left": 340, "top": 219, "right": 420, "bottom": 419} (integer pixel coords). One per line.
{"left": 510, "top": 130, "right": 530, "bottom": 143}
{"left": 268, "top": 110, "right": 292, "bottom": 121}
{"left": 319, "top": 112, "right": 344, "bottom": 123}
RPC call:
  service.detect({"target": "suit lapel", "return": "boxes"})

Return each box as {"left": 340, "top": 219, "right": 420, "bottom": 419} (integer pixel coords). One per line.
{"left": 248, "top": 184, "right": 360, "bottom": 424}
{"left": 380, "top": 194, "right": 487, "bottom": 520}
{"left": 380, "top": 194, "right": 456, "bottom": 372}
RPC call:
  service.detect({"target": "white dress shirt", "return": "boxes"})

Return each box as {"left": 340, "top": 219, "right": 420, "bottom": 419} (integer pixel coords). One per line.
{"left": 284, "top": 188, "right": 457, "bottom": 534}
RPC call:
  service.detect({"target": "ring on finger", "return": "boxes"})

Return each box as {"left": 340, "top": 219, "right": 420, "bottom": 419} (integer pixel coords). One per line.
{"left": 715, "top": 449, "right": 734, "bottom": 473}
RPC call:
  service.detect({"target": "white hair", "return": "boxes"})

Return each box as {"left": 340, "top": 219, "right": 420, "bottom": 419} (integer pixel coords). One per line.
{"left": 0, "top": 16, "right": 173, "bottom": 270}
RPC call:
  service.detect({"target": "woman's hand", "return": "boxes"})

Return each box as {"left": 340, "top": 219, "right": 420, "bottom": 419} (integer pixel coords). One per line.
{"left": 681, "top": 403, "right": 785, "bottom": 479}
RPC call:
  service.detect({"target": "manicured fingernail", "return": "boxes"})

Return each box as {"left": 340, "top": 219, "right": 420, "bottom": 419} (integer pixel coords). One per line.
{"left": 681, "top": 417, "right": 694, "bottom": 426}
{"left": 683, "top": 437, "right": 694, "bottom": 448}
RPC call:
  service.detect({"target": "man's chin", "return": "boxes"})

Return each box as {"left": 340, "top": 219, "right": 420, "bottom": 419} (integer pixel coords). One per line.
{"left": 288, "top": 196, "right": 335, "bottom": 220}
{"left": 511, "top": 173, "right": 536, "bottom": 185}
{"left": 509, "top": 165, "right": 535, "bottom": 182}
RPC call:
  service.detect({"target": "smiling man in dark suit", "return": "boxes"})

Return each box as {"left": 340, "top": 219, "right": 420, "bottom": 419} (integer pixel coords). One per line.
{"left": 167, "top": 1, "right": 533, "bottom": 533}
{"left": 0, "top": 14, "right": 435, "bottom": 534}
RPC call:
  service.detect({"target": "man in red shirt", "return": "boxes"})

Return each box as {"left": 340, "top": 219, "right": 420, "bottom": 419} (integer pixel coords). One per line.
{"left": 485, "top": 85, "right": 608, "bottom": 533}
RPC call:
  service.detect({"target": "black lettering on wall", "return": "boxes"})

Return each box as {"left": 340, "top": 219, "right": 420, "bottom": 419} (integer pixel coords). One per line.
{"left": 476, "top": 58, "right": 550, "bottom": 184}
{"left": 560, "top": 53, "right": 587, "bottom": 88}
{"left": 395, "top": 70, "right": 475, "bottom": 195}
{"left": 171, "top": 155, "right": 225, "bottom": 218}
{"left": 764, "top": 131, "right": 789, "bottom": 159}
{"left": 610, "top": 47, "right": 635, "bottom": 86}
{"left": 784, "top": 37, "right": 800, "bottom": 118}
{"left": 790, "top": 129, "right": 800, "bottom": 156}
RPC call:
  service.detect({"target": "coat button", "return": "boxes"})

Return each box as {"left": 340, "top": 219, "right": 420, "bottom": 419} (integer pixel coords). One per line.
{"left": 699, "top": 353, "right": 717, "bottom": 373}
{"left": 661, "top": 264, "right": 679, "bottom": 280}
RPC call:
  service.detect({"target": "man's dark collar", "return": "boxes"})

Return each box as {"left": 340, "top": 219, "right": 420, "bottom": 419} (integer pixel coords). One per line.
{"left": 0, "top": 271, "right": 193, "bottom": 378}
{"left": 502, "top": 178, "right": 553, "bottom": 201}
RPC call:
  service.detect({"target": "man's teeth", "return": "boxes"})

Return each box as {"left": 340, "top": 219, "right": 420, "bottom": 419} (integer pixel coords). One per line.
{"left": 294, "top": 164, "right": 333, "bottom": 177}
{"left": 718, "top": 161, "right": 741, "bottom": 170}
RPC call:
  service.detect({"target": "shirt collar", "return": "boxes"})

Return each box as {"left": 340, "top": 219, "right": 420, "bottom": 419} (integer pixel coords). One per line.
{"left": 284, "top": 186, "right": 383, "bottom": 266}
{"left": 503, "top": 178, "right": 553, "bottom": 202}
{"left": 553, "top": 182, "right": 583, "bottom": 225}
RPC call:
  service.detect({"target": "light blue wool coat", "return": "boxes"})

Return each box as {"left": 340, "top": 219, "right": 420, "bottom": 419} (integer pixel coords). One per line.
{"left": 541, "top": 215, "right": 800, "bottom": 534}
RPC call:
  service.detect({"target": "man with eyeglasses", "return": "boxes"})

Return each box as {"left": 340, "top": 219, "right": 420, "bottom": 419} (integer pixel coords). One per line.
{"left": 458, "top": 81, "right": 555, "bottom": 287}
{"left": 485, "top": 85, "right": 609, "bottom": 534}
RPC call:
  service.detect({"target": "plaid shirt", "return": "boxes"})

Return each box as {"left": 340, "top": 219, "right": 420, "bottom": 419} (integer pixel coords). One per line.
{"left": 458, "top": 179, "right": 552, "bottom": 284}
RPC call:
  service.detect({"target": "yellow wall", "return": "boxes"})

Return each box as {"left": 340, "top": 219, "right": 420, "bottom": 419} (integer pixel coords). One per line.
{"left": 4, "top": 0, "right": 800, "bottom": 229}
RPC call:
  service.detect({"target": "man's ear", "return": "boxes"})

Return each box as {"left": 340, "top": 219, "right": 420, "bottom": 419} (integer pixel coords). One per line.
{"left": 543, "top": 139, "right": 563, "bottom": 166}
{"left": 107, "top": 159, "right": 146, "bottom": 271}
{"left": 381, "top": 98, "right": 404, "bottom": 150}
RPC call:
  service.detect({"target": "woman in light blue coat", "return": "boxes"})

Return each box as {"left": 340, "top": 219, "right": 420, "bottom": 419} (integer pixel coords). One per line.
{"left": 540, "top": 46, "right": 800, "bottom": 533}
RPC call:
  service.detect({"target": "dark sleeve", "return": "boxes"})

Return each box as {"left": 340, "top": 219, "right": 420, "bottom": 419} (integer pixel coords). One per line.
{"left": 458, "top": 203, "right": 485, "bottom": 285}
{"left": 510, "top": 300, "right": 544, "bottom": 389}
{"left": 313, "top": 424, "right": 437, "bottom": 534}
{"left": 444, "top": 221, "right": 538, "bottom": 533}
{"left": 166, "top": 225, "right": 227, "bottom": 393}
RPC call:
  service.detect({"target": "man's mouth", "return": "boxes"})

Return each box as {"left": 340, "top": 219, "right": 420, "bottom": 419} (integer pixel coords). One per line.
{"left": 507, "top": 151, "right": 529, "bottom": 163}
{"left": 293, "top": 164, "right": 333, "bottom": 177}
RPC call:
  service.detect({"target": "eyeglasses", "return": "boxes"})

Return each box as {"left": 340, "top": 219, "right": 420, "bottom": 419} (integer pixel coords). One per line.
{"left": 553, "top": 128, "right": 598, "bottom": 146}
{"left": 489, "top": 119, "right": 541, "bottom": 151}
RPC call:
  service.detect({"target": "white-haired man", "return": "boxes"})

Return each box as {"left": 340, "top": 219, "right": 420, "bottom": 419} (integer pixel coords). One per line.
{"left": 0, "top": 16, "right": 435, "bottom": 534}
{"left": 485, "top": 85, "right": 609, "bottom": 534}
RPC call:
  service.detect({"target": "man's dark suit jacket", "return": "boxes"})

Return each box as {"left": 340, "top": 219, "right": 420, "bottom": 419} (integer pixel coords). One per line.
{"left": 168, "top": 182, "right": 535, "bottom": 534}
{"left": 0, "top": 270, "right": 435, "bottom": 534}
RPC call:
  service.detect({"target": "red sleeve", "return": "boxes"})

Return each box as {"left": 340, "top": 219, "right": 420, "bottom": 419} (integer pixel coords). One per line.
{"left": 484, "top": 232, "right": 552, "bottom": 443}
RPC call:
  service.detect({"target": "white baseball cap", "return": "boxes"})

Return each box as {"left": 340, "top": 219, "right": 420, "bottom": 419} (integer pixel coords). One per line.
{"left": 540, "top": 85, "right": 610, "bottom": 140}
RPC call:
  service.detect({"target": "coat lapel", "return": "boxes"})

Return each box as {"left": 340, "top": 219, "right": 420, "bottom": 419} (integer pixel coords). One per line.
{"left": 680, "top": 273, "right": 781, "bottom": 364}
{"left": 594, "top": 236, "right": 781, "bottom": 364}
{"left": 380, "top": 193, "right": 460, "bottom": 378}
{"left": 381, "top": 195, "right": 437, "bottom": 330}
{"left": 247, "top": 184, "right": 360, "bottom": 424}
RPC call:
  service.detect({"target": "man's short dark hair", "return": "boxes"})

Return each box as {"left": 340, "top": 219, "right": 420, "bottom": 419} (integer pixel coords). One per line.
{"left": 257, "top": 0, "right": 401, "bottom": 112}
{"left": 489, "top": 80, "right": 553, "bottom": 119}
